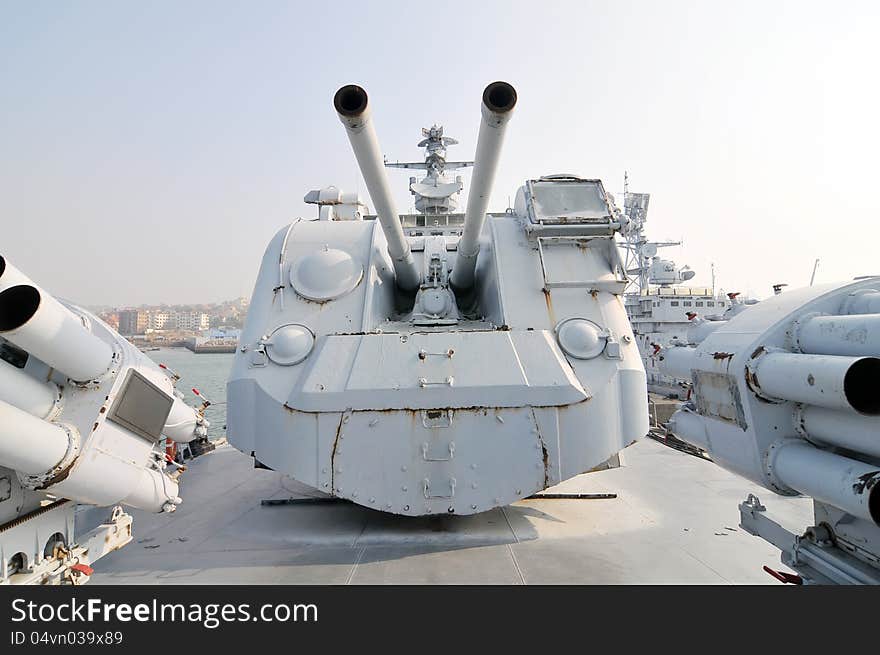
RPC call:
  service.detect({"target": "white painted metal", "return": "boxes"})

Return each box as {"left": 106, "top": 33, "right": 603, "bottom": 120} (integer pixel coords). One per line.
{"left": 664, "top": 276, "right": 880, "bottom": 583}
{"left": 163, "top": 396, "right": 205, "bottom": 444}
{"left": 795, "top": 312, "right": 880, "bottom": 357}
{"left": 740, "top": 495, "right": 880, "bottom": 585}
{"left": 0, "top": 502, "right": 133, "bottom": 585}
{"left": 658, "top": 345, "right": 698, "bottom": 381}
{"left": 618, "top": 181, "right": 731, "bottom": 397}
{"left": 795, "top": 405, "right": 880, "bottom": 459}
{"left": 0, "top": 255, "right": 31, "bottom": 292}
{"left": 0, "top": 284, "right": 113, "bottom": 382}
{"left": 0, "top": 400, "right": 70, "bottom": 475}
{"left": 122, "top": 467, "right": 181, "bottom": 511}
{"left": 228, "top": 82, "right": 648, "bottom": 517}
{"left": 665, "top": 407, "right": 709, "bottom": 450}
{"left": 451, "top": 81, "right": 516, "bottom": 291}
{"left": 0, "top": 257, "right": 208, "bottom": 583}
{"left": 748, "top": 351, "right": 880, "bottom": 414}
{"left": 0, "top": 358, "right": 59, "bottom": 418}
{"left": 768, "top": 440, "right": 879, "bottom": 525}
{"left": 686, "top": 317, "right": 727, "bottom": 345}
{"left": 841, "top": 289, "right": 880, "bottom": 315}
{"left": 290, "top": 247, "right": 363, "bottom": 301}
{"left": 334, "top": 85, "right": 420, "bottom": 291}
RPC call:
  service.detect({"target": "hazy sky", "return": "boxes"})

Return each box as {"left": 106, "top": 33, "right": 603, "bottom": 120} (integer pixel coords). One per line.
{"left": 2, "top": 1, "right": 879, "bottom": 306}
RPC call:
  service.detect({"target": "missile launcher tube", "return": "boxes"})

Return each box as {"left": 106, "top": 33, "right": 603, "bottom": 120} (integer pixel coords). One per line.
{"left": 749, "top": 351, "right": 880, "bottom": 415}
{"left": 0, "top": 282, "right": 113, "bottom": 383}
{"left": 666, "top": 408, "right": 709, "bottom": 451}
{"left": 0, "top": 400, "right": 70, "bottom": 475}
{"left": 795, "top": 313, "right": 880, "bottom": 358}
{"left": 0, "top": 358, "right": 59, "bottom": 418}
{"left": 0, "top": 255, "right": 31, "bottom": 292}
{"left": 842, "top": 290, "right": 880, "bottom": 315}
{"left": 164, "top": 396, "right": 205, "bottom": 443}
{"left": 795, "top": 405, "right": 880, "bottom": 460}
{"left": 768, "top": 440, "right": 880, "bottom": 525}
{"left": 658, "top": 345, "right": 698, "bottom": 381}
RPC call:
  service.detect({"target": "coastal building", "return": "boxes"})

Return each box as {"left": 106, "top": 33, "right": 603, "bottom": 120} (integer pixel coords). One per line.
{"left": 117, "top": 309, "right": 141, "bottom": 335}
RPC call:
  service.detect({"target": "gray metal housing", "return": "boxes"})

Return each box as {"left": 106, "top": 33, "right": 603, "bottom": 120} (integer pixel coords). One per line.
{"left": 227, "top": 85, "right": 648, "bottom": 517}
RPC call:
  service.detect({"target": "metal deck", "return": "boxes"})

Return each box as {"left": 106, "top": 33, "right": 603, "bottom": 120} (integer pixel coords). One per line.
{"left": 86, "top": 439, "right": 811, "bottom": 584}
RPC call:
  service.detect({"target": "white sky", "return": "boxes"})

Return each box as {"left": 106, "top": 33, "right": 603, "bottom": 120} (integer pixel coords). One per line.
{"left": 2, "top": 1, "right": 879, "bottom": 305}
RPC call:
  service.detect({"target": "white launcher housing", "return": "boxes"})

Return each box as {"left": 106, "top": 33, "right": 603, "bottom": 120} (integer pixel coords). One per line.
{"left": 227, "top": 83, "right": 649, "bottom": 516}
{"left": 661, "top": 278, "right": 880, "bottom": 583}
{"left": 0, "top": 256, "right": 207, "bottom": 526}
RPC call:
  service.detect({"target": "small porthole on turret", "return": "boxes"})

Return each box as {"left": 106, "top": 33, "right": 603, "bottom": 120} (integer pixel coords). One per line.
{"left": 555, "top": 317, "right": 607, "bottom": 360}
{"left": 264, "top": 324, "right": 315, "bottom": 366}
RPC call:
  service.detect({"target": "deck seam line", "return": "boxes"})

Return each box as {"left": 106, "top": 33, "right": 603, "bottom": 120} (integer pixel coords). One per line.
{"left": 500, "top": 506, "right": 520, "bottom": 543}
{"left": 506, "top": 544, "right": 526, "bottom": 585}
{"left": 345, "top": 546, "right": 367, "bottom": 585}
{"left": 678, "top": 546, "right": 734, "bottom": 584}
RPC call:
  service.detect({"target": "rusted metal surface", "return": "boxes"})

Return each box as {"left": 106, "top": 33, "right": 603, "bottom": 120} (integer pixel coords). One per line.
{"left": 227, "top": 84, "right": 648, "bottom": 517}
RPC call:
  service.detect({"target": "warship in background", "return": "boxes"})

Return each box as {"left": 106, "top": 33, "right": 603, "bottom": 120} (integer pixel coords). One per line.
{"left": 618, "top": 180, "right": 743, "bottom": 399}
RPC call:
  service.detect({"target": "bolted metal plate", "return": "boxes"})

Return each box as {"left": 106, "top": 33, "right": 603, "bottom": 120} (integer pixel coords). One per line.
{"left": 331, "top": 407, "right": 547, "bottom": 516}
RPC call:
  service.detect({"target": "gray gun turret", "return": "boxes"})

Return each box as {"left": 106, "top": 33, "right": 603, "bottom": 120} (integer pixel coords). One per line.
{"left": 227, "top": 82, "right": 648, "bottom": 517}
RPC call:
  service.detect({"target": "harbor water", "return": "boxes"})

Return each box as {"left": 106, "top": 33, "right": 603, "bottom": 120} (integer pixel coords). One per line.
{"left": 145, "top": 347, "right": 233, "bottom": 440}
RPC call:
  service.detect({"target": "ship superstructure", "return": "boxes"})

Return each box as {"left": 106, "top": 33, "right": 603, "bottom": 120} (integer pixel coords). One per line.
{"left": 619, "top": 180, "right": 731, "bottom": 397}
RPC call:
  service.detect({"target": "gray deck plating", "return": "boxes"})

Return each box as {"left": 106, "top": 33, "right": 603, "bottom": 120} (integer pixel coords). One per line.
{"left": 88, "top": 439, "right": 811, "bottom": 584}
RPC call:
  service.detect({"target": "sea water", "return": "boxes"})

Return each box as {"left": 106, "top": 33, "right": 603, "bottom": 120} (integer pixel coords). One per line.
{"left": 145, "top": 347, "right": 233, "bottom": 440}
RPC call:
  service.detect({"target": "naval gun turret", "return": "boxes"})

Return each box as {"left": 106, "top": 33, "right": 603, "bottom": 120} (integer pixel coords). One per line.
{"left": 227, "top": 82, "right": 648, "bottom": 516}
{"left": 660, "top": 278, "right": 880, "bottom": 584}
{"left": 0, "top": 256, "right": 208, "bottom": 584}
